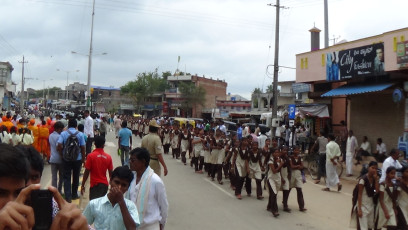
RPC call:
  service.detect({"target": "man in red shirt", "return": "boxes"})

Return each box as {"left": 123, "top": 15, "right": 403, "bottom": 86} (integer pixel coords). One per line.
{"left": 81, "top": 136, "right": 113, "bottom": 200}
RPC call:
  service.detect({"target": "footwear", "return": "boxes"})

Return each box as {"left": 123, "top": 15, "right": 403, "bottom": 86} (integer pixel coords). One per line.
{"left": 322, "top": 188, "right": 330, "bottom": 192}
{"left": 283, "top": 207, "right": 291, "bottom": 213}
{"left": 337, "top": 184, "right": 342, "bottom": 192}
{"left": 236, "top": 194, "right": 242, "bottom": 200}
{"left": 314, "top": 180, "right": 320, "bottom": 184}
{"left": 346, "top": 174, "right": 353, "bottom": 177}
{"left": 299, "top": 208, "right": 307, "bottom": 212}
{"left": 257, "top": 196, "right": 264, "bottom": 200}
{"left": 272, "top": 212, "right": 279, "bottom": 217}
{"left": 218, "top": 181, "right": 223, "bottom": 185}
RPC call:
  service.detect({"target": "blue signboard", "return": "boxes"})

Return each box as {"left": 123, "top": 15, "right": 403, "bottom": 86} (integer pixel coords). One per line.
{"left": 288, "top": 104, "right": 296, "bottom": 119}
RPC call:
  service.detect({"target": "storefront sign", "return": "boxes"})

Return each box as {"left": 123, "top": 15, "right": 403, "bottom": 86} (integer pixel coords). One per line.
{"left": 326, "top": 43, "right": 385, "bottom": 81}
{"left": 397, "top": 41, "right": 408, "bottom": 68}
{"left": 292, "top": 83, "right": 311, "bottom": 93}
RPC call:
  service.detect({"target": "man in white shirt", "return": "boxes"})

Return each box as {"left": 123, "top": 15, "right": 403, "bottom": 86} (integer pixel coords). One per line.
{"left": 126, "top": 147, "right": 168, "bottom": 230}
{"left": 355, "top": 136, "right": 371, "bottom": 165}
{"left": 84, "top": 110, "right": 94, "bottom": 156}
{"left": 379, "top": 149, "right": 402, "bottom": 183}
{"left": 323, "top": 134, "right": 342, "bottom": 192}
{"left": 374, "top": 138, "right": 387, "bottom": 163}
{"left": 345, "top": 130, "right": 358, "bottom": 177}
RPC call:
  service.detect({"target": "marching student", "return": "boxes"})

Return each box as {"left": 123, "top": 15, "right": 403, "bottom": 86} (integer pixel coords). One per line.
{"left": 210, "top": 129, "right": 225, "bottom": 184}
{"left": 281, "top": 147, "right": 291, "bottom": 212}
{"left": 203, "top": 130, "right": 211, "bottom": 173}
{"left": 192, "top": 128, "right": 205, "bottom": 173}
{"left": 350, "top": 161, "right": 379, "bottom": 230}
{"left": 170, "top": 123, "right": 181, "bottom": 159}
{"left": 267, "top": 149, "right": 283, "bottom": 217}
{"left": 232, "top": 137, "right": 249, "bottom": 199}
{"left": 179, "top": 124, "right": 191, "bottom": 165}
{"left": 247, "top": 140, "right": 264, "bottom": 200}
{"left": 228, "top": 139, "right": 240, "bottom": 190}
{"left": 288, "top": 146, "right": 307, "bottom": 212}
{"left": 398, "top": 166, "right": 408, "bottom": 229}
{"left": 377, "top": 166, "right": 398, "bottom": 229}
{"left": 161, "top": 123, "right": 171, "bottom": 155}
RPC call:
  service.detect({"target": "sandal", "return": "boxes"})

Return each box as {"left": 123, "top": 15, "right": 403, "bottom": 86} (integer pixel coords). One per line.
{"left": 299, "top": 208, "right": 307, "bottom": 212}
{"left": 322, "top": 188, "right": 330, "bottom": 192}
{"left": 236, "top": 194, "right": 242, "bottom": 200}
{"left": 272, "top": 212, "right": 279, "bottom": 217}
{"left": 337, "top": 184, "right": 342, "bottom": 192}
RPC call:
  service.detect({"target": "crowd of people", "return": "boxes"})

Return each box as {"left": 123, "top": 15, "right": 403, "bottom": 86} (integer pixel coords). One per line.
{"left": 0, "top": 110, "right": 168, "bottom": 230}
{"left": 0, "top": 109, "right": 407, "bottom": 230}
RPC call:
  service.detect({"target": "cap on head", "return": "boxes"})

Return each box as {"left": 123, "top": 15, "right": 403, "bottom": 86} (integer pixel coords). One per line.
{"left": 149, "top": 120, "right": 160, "bottom": 128}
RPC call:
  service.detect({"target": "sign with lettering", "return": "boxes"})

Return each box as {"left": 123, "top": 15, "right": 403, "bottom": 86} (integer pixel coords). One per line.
{"left": 326, "top": 43, "right": 385, "bottom": 81}
{"left": 397, "top": 41, "right": 408, "bottom": 68}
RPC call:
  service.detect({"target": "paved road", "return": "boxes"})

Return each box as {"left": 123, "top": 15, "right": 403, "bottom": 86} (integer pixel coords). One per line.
{"left": 40, "top": 130, "right": 359, "bottom": 230}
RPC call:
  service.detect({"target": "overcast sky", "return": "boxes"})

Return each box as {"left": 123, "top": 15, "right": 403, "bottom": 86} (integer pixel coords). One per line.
{"left": 1, "top": 0, "right": 407, "bottom": 99}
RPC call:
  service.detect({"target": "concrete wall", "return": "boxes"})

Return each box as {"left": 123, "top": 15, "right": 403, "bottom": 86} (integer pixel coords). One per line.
{"left": 195, "top": 76, "right": 227, "bottom": 117}
{"left": 296, "top": 27, "right": 408, "bottom": 83}
{"left": 349, "top": 92, "right": 405, "bottom": 152}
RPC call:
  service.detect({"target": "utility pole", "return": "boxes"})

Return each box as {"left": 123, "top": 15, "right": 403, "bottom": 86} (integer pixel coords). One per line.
{"left": 268, "top": 0, "right": 287, "bottom": 142}
{"left": 19, "top": 56, "right": 28, "bottom": 112}
{"left": 324, "top": 0, "right": 329, "bottom": 48}
{"left": 86, "top": 0, "right": 96, "bottom": 110}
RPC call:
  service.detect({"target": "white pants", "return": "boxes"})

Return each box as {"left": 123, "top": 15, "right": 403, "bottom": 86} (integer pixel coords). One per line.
{"left": 326, "top": 162, "right": 339, "bottom": 188}
{"left": 346, "top": 155, "right": 353, "bottom": 175}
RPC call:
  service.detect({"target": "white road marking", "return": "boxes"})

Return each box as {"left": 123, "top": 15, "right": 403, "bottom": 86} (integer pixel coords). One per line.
{"left": 203, "top": 178, "right": 235, "bottom": 198}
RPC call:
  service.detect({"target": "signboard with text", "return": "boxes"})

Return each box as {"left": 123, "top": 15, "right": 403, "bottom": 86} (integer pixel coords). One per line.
{"left": 397, "top": 41, "right": 408, "bottom": 68}
{"left": 326, "top": 43, "right": 385, "bottom": 81}
{"left": 288, "top": 104, "right": 296, "bottom": 119}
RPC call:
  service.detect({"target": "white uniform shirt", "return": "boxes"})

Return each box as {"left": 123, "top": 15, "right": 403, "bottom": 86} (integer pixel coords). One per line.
{"left": 84, "top": 115, "right": 94, "bottom": 138}
{"left": 376, "top": 143, "right": 387, "bottom": 155}
{"left": 360, "top": 141, "right": 371, "bottom": 153}
{"left": 346, "top": 136, "right": 358, "bottom": 157}
{"left": 379, "top": 156, "right": 402, "bottom": 183}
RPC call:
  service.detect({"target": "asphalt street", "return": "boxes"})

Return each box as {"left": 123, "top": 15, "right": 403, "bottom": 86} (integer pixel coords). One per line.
{"left": 40, "top": 130, "right": 358, "bottom": 230}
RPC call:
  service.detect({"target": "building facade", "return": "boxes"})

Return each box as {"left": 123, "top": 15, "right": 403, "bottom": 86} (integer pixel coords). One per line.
{"left": 165, "top": 74, "right": 227, "bottom": 118}
{"left": 296, "top": 27, "right": 408, "bottom": 150}
{"left": 0, "top": 62, "right": 15, "bottom": 110}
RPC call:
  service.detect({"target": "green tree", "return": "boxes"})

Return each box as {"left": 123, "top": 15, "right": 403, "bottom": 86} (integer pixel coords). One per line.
{"left": 121, "top": 70, "right": 168, "bottom": 112}
{"left": 252, "top": 87, "right": 262, "bottom": 108}
{"left": 266, "top": 84, "right": 274, "bottom": 93}
{"left": 178, "top": 82, "right": 206, "bottom": 117}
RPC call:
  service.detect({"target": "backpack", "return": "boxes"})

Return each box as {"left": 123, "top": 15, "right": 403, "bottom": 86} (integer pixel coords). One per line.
{"left": 351, "top": 175, "right": 378, "bottom": 213}
{"left": 63, "top": 130, "right": 81, "bottom": 161}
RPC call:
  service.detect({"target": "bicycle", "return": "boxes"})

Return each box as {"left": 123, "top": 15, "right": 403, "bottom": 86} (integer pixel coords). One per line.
{"left": 304, "top": 150, "right": 343, "bottom": 181}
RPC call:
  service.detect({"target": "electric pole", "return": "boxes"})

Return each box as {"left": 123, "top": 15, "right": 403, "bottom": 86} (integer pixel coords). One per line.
{"left": 268, "top": 0, "right": 287, "bottom": 142}
{"left": 324, "top": 0, "right": 329, "bottom": 48}
{"left": 19, "top": 56, "right": 28, "bottom": 112}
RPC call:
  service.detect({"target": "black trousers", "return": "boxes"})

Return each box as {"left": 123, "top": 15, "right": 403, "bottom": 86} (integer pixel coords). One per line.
{"left": 245, "top": 178, "right": 262, "bottom": 197}
{"left": 267, "top": 180, "right": 278, "bottom": 213}
{"left": 90, "top": 183, "right": 108, "bottom": 201}
{"left": 172, "top": 148, "right": 180, "bottom": 159}
{"left": 62, "top": 160, "right": 82, "bottom": 203}
{"left": 193, "top": 156, "right": 204, "bottom": 171}
{"left": 163, "top": 144, "right": 171, "bottom": 154}
{"left": 211, "top": 164, "right": 223, "bottom": 182}
{"left": 317, "top": 154, "right": 326, "bottom": 180}
{"left": 181, "top": 151, "right": 187, "bottom": 164}
{"left": 288, "top": 188, "right": 305, "bottom": 210}
{"left": 86, "top": 137, "right": 94, "bottom": 156}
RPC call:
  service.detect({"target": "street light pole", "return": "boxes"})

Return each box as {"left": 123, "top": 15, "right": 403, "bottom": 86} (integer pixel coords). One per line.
{"left": 87, "top": 0, "right": 96, "bottom": 110}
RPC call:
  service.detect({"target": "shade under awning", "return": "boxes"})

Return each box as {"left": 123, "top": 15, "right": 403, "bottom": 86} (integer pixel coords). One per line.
{"left": 321, "top": 83, "right": 393, "bottom": 97}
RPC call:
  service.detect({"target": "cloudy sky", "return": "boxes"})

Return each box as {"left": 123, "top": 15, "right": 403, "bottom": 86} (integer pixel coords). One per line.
{"left": 0, "top": 0, "right": 407, "bottom": 99}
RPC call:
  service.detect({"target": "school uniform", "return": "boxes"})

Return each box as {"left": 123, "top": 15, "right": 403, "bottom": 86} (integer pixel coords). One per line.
{"left": 248, "top": 149, "right": 263, "bottom": 198}
{"left": 161, "top": 129, "right": 171, "bottom": 154}
{"left": 170, "top": 130, "right": 180, "bottom": 159}
{"left": 267, "top": 157, "right": 282, "bottom": 214}
{"left": 398, "top": 182, "right": 408, "bottom": 229}
{"left": 192, "top": 134, "right": 204, "bottom": 172}
{"left": 281, "top": 155, "right": 291, "bottom": 211}
{"left": 179, "top": 132, "right": 191, "bottom": 165}
{"left": 210, "top": 137, "right": 225, "bottom": 183}
{"left": 376, "top": 183, "right": 398, "bottom": 228}
{"left": 289, "top": 156, "right": 306, "bottom": 211}
{"left": 349, "top": 176, "right": 377, "bottom": 230}
{"left": 234, "top": 148, "right": 248, "bottom": 196}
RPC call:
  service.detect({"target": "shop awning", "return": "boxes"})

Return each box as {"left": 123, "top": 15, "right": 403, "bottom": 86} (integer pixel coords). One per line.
{"left": 321, "top": 83, "right": 393, "bottom": 97}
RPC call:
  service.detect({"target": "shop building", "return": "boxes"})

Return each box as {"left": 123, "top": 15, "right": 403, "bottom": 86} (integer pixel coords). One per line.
{"left": 296, "top": 27, "right": 408, "bottom": 150}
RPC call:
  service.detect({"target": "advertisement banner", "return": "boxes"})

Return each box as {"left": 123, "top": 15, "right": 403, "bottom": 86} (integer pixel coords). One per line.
{"left": 326, "top": 43, "right": 385, "bottom": 81}
{"left": 397, "top": 41, "right": 408, "bottom": 68}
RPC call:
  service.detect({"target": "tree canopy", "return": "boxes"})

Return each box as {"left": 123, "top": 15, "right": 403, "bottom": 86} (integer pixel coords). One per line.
{"left": 121, "top": 70, "right": 168, "bottom": 109}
